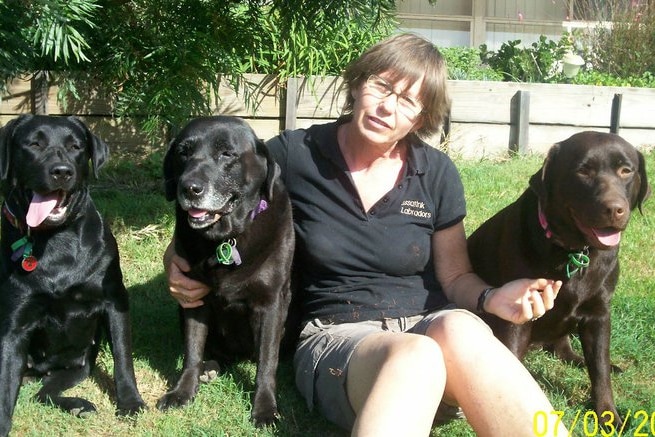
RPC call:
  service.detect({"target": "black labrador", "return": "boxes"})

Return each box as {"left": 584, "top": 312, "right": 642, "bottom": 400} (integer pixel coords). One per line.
{"left": 0, "top": 115, "right": 145, "bottom": 436}
{"left": 467, "top": 131, "right": 650, "bottom": 427}
{"left": 157, "top": 116, "right": 294, "bottom": 426}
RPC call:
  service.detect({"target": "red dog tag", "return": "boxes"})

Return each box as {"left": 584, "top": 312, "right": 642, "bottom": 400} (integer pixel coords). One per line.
{"left": 22, "top": 256, "right": 38, "bottom": 272}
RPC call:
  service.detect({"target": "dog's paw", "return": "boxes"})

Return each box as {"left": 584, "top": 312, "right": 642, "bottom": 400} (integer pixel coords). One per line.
{"left": 251, "top": 407, "right": 281, "bottom": 428}
{"left": 199, "top": 360, "right": 221, "bottom": 383}
{"left": 156, "top": 391, "right": 194, "bottom": 411}
{"left": 251, "top": 392, "right": 280, "bottom": 427}
{"left": 57, "top": 397, "right": 97, "bottom": 417}
{"left": 116, "top": 399, "right": 147, "bottom": 416}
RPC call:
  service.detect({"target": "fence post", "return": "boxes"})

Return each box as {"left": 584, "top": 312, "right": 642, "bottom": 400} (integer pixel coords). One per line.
{"left": 30, "top": 71, "right": 49, "bottom": 115}
{"left": 610, "top": 93, "right": 622, "bottom": 134}
{"left": 284, "top": 77, "right": 299, "bottom": 131}
{"left": 440, "top": 110, "right": 451, "bottom": 145}
{"left": 509, "top": 90, "right": 530, "bottom": 155}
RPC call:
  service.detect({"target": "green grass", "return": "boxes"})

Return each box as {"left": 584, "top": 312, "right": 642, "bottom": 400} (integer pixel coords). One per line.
{"left": 7, "top": 150, "right": 655, "bottom": 436}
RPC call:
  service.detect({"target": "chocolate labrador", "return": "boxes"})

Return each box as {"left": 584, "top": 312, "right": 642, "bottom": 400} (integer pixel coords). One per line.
{"left": 157, "top": 116, "right": 294, "bottom": 426}
{"left": 0, "top": 115, "right": 145, "bottom": 436}
{"left": 467, "top": 131, "right": 650, "bottom": 426}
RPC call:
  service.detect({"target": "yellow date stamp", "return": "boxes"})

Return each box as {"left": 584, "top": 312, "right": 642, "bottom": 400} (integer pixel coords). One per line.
{"left": 533, "top": 410, "right": 655, "bottom": 437}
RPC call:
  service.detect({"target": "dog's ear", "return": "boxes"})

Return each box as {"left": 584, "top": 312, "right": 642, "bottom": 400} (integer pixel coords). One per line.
{"left": 69, "top": 116, "right": 109, "bottom": 178}
{"left": 89, "top": 133, "right": 109, "bottom": 178}
{"left": 529, "top": 143, "right": 559, "bottom": 202}
{"left": 634, "top": 150, "right": 651, "bottom": 213}
{"left": 163, "top": 139, "right": 178, "bottom": 201}
{"left": 0, "top": 116, "right": 29, "bottom": 183}
{"left": 256, "top": 138, "right": 280, "bottom": 202}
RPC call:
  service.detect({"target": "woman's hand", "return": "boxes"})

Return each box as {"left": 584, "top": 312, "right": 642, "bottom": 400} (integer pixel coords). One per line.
{"left": 164, "top": 242, "right": 211, "bottom": 308}
{"left": 484, "top": 278, "right": 562, "bottom": 324}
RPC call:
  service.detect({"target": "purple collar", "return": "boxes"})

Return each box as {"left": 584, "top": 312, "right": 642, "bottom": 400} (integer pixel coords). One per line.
{"left": 249, "top": 199, "right": 269, "bottom": 220}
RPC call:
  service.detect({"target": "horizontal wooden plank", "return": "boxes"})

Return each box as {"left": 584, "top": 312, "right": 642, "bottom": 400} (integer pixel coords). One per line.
{"left": 1, "top": 78, "right": 32, "bottom": 114}
{"left": 3, "top": 76, "right": 655, "bottom": 160}
{"left": 294, "top": 76, "right": 347, "bottom": 118}
{"left": 443, "top": 122, "right": 511, "bottom": 158}
{"left": 211, "top": 74, "right": 281, "bottom": 118}
{"left": 613, "top": 88, "right": 655, "bottom": 128}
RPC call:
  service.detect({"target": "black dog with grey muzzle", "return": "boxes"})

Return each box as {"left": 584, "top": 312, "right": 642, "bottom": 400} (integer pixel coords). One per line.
{"left": 158, "top": 116, "right": 294, "bottom": 426}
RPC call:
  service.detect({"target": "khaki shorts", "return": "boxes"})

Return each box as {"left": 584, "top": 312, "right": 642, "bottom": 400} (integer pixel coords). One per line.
{"left": 293, "top": 306, "right": 486, "bottom": 430}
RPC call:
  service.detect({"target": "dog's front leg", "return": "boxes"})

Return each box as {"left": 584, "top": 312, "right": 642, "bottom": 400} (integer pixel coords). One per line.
{"left": 157, "top": 305, "right": 210, "bottom": 410}
{"left": 0, "top": 336, "right": 27, "bottom": 437}
{"left": 105, "top": 292, "right": 146, "bottom": 416}
{"left": 578, "top": 313, "right": 621, "bottom": 428}
{"left": 250, "top": 299, "right": 285, "bottom": 427}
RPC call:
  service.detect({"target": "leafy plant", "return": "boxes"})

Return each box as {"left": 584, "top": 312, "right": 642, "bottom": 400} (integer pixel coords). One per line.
{"left": 480, "top": 35, "right": 571, "bottom": 83}
{"left": 31, "top": 0, "right": 99, "bottom": 63}
{"left": 572, "top": 70, "right": 655, "bottom": 88}
{"left": 1, "top": 1, "right": 398, "bottom": 139}
{"left": 440, "top": 46, "right": 503, "bottom": 81}
{"left": 0, "top": 0, "right": 99, "bottom": 92}
{"left": 581, "top": 2, "right": 655, "bottom": 79}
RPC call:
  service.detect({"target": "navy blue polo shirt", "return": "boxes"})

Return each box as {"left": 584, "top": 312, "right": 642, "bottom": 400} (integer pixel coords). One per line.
{"left": 266, "top": 121, "right": 467, "bottom": 324}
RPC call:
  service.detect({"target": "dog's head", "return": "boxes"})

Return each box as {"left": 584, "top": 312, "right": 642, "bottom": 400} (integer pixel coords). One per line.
{"left": 530, "top": 131, "right": 650, "bottom": 250}
{"left": 163, "top": 116, "right": 279, "bottom": 241}
{"left": 0, "top": 115, "right": 108, "bottom": 230}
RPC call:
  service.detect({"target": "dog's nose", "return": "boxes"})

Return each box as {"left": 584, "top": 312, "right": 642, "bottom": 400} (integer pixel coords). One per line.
{"left": 184, "top": 181, "right": 204, "bottom": 198}
{"left": 50, "top": 164, "right": 74, "bottom": 182}
{"left": 606, "top": 200, "right": 628, "bottom": 223}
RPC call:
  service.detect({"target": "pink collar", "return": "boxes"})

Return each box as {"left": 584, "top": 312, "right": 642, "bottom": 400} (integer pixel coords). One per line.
{"left": 538, "top": 202, "right": 552, "bottom": 239}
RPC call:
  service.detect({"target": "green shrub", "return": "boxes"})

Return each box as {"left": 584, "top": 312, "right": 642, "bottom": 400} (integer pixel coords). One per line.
{"left": 572, "top": 70, "right": 655, "bottom": 88}
{"left": 480, "top": 35, "right": 571, "bottom": 83}
{"left": 581, "top": 3, "right": 655, "bottom": 79}
{"left": 440, "top": 46, "right": 503, "bottom": 81}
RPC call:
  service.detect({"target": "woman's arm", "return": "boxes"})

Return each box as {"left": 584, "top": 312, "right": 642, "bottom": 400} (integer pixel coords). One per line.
{"left": 432, "top": 221, "right": 560, "bottom": 323}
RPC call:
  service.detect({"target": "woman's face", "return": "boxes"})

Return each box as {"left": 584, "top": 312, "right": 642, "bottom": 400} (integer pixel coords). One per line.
{"left": 349, "top": 72, "right": 424, "bottom": 147}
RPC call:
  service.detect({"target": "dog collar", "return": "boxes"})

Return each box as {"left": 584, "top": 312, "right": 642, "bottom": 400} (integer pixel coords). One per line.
{"left": 538, "top": 202, "right": 590, "bottom": 278}
{"left": 2, "top": 202, "right": 39, "bottom": 272}
{"left": 214, "top": 199, "right": 269, "bottom": 266}
{"left": 537, "top": 202, "right": 553, "bottom": 239}
{"left": 2, "top": 202, "right": 24, "bottom": 232}
{"left": 249, "top": 198, "right": 268, "bottom": 220}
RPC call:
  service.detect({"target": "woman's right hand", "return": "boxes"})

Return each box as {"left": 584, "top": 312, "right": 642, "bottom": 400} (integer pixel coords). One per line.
{"left": 164, "top": 242, "right": 211, "bottom": 308}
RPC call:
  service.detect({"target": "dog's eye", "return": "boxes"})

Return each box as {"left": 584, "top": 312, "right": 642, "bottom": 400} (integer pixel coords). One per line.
{"left": 577, "top": 164, "right": 593, "bottom": 177}
{"left": 618, "top": 166, "right": 633, "bottom": 177}
{"left": 178, "top": 144, "right": 193, "bottom": 159}
{"left": 68, "top": 142, "right": 83, "bottom": 151}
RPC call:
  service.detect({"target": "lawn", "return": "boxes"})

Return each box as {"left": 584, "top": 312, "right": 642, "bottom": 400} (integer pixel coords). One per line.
{"left": 7, "top": 148, "right": 655, "bottom": 437}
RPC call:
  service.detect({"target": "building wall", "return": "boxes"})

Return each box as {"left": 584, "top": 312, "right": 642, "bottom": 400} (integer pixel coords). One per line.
{"left": 397, "top": 0, "right": 570, "bottom": 49}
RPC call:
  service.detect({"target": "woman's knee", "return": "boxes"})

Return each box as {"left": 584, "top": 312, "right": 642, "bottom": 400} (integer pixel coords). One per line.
{"left": 426, "top": 310, "right": 496, "bottom": 349}
{"left": 388, "top": 333, "right": 445, "bottom": 367}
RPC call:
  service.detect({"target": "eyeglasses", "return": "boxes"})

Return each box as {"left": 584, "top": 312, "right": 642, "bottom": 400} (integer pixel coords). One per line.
{"left": 365, "top": 74, "right": 423, "bottom": 118}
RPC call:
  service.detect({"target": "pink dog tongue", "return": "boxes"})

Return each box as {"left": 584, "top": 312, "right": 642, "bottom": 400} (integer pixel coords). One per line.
{"left": 593, "top": 228, "right": 621, "bottom": 246}
{"left": 26, "top": 193, "right": 58, "bottom": 227}
{"left": 188, "top": 208, "right": 208, "bottom": 218}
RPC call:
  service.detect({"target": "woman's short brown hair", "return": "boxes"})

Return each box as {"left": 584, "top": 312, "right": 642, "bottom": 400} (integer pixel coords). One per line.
{"left": 341, "top": 33, "right": 450, "bottom": 139}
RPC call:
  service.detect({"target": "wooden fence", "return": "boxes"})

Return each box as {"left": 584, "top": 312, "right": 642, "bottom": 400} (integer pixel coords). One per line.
{"left": 2, "top": 74, "right": 655, "bottom": 158}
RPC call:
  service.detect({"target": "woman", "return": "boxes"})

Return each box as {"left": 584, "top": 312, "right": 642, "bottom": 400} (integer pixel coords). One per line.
{"left": 166, "top": 33, "right": 567, "bottom": 436}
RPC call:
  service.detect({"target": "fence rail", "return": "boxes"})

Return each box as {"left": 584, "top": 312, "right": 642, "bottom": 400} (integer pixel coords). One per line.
{"left": 2, "top": 74, "right": 654, "bottom": 158}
